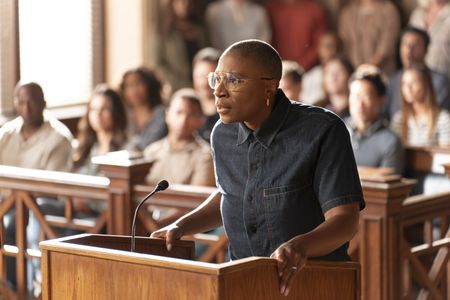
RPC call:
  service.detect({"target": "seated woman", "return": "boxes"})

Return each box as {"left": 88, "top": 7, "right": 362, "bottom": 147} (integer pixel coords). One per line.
{"left": 73, "top": 84, "right": 128, "bottom": 174}
{"left": 391, "top": 64, "right": 450, "bottom": 146}
{"left": 120, "top": 67, "right": 168, "bottom": 152}
{"left": 72, "top": 84, "right": 128, "bottom": 216}
{"left": 318, "top": 55, "right": 354, "bottom": 119}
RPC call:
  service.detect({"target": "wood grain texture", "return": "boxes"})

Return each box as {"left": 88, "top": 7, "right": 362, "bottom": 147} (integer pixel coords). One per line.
{"left": 40, "top": 234, "right": 359, "bottom": 300}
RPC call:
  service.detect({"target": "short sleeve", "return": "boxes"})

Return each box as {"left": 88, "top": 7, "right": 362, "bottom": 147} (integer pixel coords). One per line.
{"left": 437, "top": 110, "right": 450, "bottom": 146}
{"left": 313, "top": 119, "right": 365, "bottom": 213}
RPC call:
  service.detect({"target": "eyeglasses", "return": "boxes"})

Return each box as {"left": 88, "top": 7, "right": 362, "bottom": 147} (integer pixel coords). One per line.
{"left": 207, "top": 72, "right": 274, "bottom": 91}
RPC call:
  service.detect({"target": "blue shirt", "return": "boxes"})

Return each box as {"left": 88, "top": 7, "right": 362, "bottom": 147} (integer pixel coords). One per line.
{"left": 211, "top": 90, "right": 365, "bottom": 261}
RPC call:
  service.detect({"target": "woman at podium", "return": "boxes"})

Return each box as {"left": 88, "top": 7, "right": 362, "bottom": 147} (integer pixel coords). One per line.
{"left": 152, "top": 39, "right": 365, "bottom": 296}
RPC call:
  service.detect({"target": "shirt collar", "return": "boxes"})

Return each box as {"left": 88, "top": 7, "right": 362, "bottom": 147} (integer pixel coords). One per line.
{"left": 348, "top": 118, "right": 388, "bottom": 138}
{"left": 237, "top": 89, "right": 291, "bottom": 148}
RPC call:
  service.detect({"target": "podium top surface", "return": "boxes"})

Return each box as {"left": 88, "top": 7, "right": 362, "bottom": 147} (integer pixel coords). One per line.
{"left": 40, "top": 234, "right": 359, "bottom": 276}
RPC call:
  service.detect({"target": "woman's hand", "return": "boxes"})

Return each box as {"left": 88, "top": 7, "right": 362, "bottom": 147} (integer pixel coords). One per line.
{"left": 150, "top": 223, "right": 184, "bottom": 251}
{"left": 270, "top": 240, "right": 307, "bottom": 296}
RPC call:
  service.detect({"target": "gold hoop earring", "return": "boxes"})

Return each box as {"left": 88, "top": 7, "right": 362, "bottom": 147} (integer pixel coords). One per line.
{"left": 266, "top": 97, "right": 270, "bottom": 107}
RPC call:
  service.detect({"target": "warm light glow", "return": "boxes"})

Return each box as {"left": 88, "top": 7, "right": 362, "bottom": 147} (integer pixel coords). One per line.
{"left": 19, "top": 0, "right": 94, "bottom": 107}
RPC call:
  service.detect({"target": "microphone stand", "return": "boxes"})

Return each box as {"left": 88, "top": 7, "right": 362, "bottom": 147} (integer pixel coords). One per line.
{"left": 131, "top": 180, "right": 169, "bottom": 252}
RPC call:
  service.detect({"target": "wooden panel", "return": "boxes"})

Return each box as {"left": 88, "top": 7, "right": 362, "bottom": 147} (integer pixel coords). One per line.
{"left": 47, "top": 251, "right": 217, "bottom": 300}
{"left": 219, "top": 261, "right": 359, "bottom": 300}
{"left": 41, "top": 234, "right": 360, "bottom": 300}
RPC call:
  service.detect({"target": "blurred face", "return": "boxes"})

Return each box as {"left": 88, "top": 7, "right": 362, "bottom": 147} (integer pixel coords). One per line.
{"left": 166, "top": 97, "right": 204, "bottom": 139}
{"left": 401, "top": 70, "right": 426, "bottom": 104}
{"left": 14, "top": 86, "right": 45, "bottom": 127}
{"left": 213, "top": 52, "right": 274, "bottom": 129}
{"left": 400, "top": 32, "right": 427, "bottom": 68}
{"left": 349, "top": 80, "right": 383, "bottom": 126}
{"left": 279, "top": 76, "right": 302, "bottom": 101}
{"left": 172, "top": 0, "right": 191, "bottom": 20}
{"left": 88, "top": 95, "right": 114, "bottom": 133}
{"left": 318, "top": 34, "right": 338, "bottom": 63}
{"left": 324, "top": 60, "right": 350, "bottom": 95}
{"left": 122, "top": 73, "right": 148, "bottom": 107}
{"left": 193, "top": 61, "right": 216, "bottom": 101}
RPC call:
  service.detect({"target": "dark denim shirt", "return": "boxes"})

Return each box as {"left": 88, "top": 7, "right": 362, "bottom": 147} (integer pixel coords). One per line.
{"left": 211, "top": 90, "right": 365, "bottom": 261}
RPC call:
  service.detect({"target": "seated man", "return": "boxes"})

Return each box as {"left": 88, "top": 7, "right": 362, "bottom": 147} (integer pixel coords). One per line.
{"left": 384, "top": 26, "right": 449, "bottom": 119}
{"left": 345, "top": 66, "right": 404, "bottom": 175}
{"left": 143, "top": 88, "right": 215, "bottom": 187}
{"left": 279, "top": 60, "right": 304, "bottom": 102}
{"left": 0, "top": 82, "right": 73, "bottom": 170}
{"left": 0, "top": 82, "right": 73, "bottom": 294}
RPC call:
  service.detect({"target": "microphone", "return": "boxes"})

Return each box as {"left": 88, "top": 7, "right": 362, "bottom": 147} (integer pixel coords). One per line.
{"left": 131, "top": 180, "right": 169, "bottom": 252}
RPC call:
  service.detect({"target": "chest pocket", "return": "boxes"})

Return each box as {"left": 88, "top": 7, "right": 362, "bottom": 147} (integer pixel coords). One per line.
{"left": 262, "top": 183, "right": 316, "bottom": 251}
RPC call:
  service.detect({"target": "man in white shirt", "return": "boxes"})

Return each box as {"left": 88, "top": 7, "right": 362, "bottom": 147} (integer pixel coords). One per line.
{"left": 0, "top": 82, "right": 73, "bottom": 295}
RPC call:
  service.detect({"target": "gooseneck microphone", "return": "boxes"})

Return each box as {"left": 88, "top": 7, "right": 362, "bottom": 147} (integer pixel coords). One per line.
{"left": 131, "top": 180, "right": 169, "bottom": 252}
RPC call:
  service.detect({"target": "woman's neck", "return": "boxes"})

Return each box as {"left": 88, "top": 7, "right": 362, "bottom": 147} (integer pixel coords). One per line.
{"left": 96, "top": 131, "right": 113, "bottom": 154}
{"left": 133, "top": 106, "right": 154, "bottom": 130}
{"left": 329, "top": 93, "right": 349, "bottom": 111}
{"left": 411, "top": 101, "right": 429, "bottom": 120}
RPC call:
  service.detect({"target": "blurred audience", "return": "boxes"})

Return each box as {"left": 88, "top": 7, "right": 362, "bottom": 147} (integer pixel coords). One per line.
{"left": 72, "top": 84, "right": 128, "bottom": 175}
{"left": 339, "top": 0, "right": 401, "bottom": 75}
{"left": 205, "top": 0, "right": 271, "bottom": 51}
{"left": 385, "top": 26, "right": 450, "bottom": 119}
{"left": 318, "top": 55, "right": 354, "bottom": 118}
{"left": 144, "top": 88, "right": 215, "bottom": 187}
{"left": 0, "top": 82, "right": 73, "bottom": 294}
{"left": 409, "top": 0, "right": 450, "bottom": 80}
{"left": 153, "top": 0, "right": 209, "bottom": 91}
{"left": 120, "top": 67, "right": 168, "bottom": 152}
{"left": 266, "top": 0, "right": 327, "bottom": 71}
{"left": 192, "top": 47, "right": 221, "bottom": 143}
{"left": 0, "top": 82, "right": 73, "bottom": 170}
{"left": 280, "top": 60, "right": 304, "bottom": 102}
{"left": 346, "top": 66, "right": 404, "bottom": 174}
{"left": 391, "top": 64, "right": 450, "bottom": 146}
{"left": 301, "top": 32, "right": 341, "bottom": 105}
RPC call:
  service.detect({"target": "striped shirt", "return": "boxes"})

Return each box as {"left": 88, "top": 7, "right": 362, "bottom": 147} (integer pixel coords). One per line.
{"left": 391, "top": 109, "right": 450, "bottom": 146}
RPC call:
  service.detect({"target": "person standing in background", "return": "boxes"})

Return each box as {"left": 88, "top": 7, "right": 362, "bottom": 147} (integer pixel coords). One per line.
{"left": 153, "top": 0, "right": 209, "bottom": 91}
{"left": 409, "top": 0, "right": 450, "bottom": 81}
{"left": 339, "top": 0, "right": 401, "bottom": 75}
{"left": 205, "top": 0, "right": 271, "bottom": 51}
{"left": 266, "top": 0, "right": 327, "bottom": 71}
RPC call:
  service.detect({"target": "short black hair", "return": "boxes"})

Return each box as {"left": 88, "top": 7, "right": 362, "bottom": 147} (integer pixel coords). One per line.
{"left": 15, "top": 82, "right": 45, "bottom": 102}
{"left": 282, "top": 60, "right": 304, "bottom": 83}
{"left": 120, "top": 67, "right": 165, "bottom": 109}
{"left": 193, "top": 47, "right": 221, "bottom": 67}
{"left": 169, "top": 88, "right": 203, "bottom": 116}
{"left": 224, "top": 39, "right": 282, "bottom": 80}
{"left": 349, "top": 65, "right": 387, "bottom": 96}
{"left": 401, "top": 26, "right": 430, "bottom": 49}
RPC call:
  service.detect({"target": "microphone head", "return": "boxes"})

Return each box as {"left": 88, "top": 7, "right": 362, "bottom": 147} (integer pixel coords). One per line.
{"left": 156, "top": 180, "right": 169, "bottom": 191}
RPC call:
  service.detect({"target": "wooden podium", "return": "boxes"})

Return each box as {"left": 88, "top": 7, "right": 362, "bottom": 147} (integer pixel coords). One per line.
{"left": 40, "top": 234, "right": 360, "bottom": 299}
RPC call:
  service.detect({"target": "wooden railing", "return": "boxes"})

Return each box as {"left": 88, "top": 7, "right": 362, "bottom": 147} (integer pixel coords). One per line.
{"left": 405, "top": 146, "right": 450, "bottom": 175}
{"left": 353, "top": 171, "right": 450, "bottom": 300}
{"left": 0, "top": 146, "right": 449, "bottom": 299}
